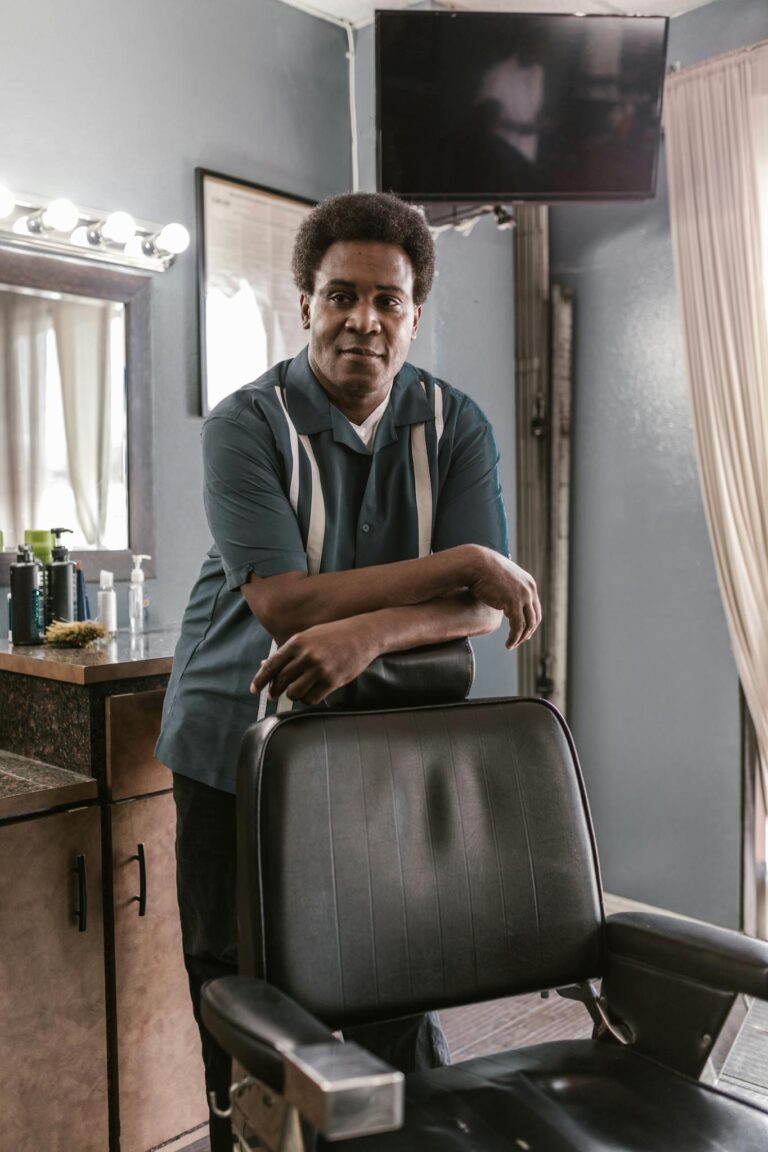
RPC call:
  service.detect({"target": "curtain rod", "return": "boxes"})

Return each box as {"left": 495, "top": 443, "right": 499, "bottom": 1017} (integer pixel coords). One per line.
{"left": 668, "top": 36, "right": 768, "bottom": 83}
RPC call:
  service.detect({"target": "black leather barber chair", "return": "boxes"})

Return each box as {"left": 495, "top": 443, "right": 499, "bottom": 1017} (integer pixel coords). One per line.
{"left": 202, "top": 693, "right": 768, "bottom": 1151}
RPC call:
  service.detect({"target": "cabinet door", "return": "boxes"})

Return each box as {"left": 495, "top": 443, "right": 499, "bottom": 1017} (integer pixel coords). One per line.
{"left": 106, "top": 690, "right": 171, "bottom": 801}
{"left": 111, "top": 792, "right": 207, "bottom": 1152}
{"left": 0, "top": 806, "right": 108, "bottom": 1152}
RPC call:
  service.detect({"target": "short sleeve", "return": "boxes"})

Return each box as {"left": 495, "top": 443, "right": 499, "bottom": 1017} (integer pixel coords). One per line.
{"left": 203, "top": 410, "right": 308, "bottom": 590}
{"left": 432, "top": 397, "right": 509, "bottom": 557}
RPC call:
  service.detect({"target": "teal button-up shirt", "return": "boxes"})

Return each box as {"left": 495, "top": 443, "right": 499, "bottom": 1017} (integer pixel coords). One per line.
{"left": 157, "top": 347, "right": 508, "bottom": 792}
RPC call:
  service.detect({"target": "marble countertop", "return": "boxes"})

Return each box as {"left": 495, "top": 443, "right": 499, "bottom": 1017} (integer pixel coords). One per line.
{"left": 0, "top": 627, "right": 180, "bottom": 684}
{"left": 0, "top": 748, "right": 98, "bottom": 819}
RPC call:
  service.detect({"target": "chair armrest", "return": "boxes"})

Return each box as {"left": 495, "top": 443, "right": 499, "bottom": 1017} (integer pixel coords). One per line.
{"left": 202, "top": 976, "right": 404, "bottom": 1140}
{"left": 603, "top": 912, "right": 768, "bottom": 1077}
{"left": 201, "top": 975, "right": 337, "bottom": 1091}
{"left": 607, "top": 912, "right": 768, "bottom": 997}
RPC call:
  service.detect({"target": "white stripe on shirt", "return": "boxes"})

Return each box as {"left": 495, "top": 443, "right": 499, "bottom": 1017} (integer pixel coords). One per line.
{"left": 274, "top": 386, "right": 300, "bottom": 515}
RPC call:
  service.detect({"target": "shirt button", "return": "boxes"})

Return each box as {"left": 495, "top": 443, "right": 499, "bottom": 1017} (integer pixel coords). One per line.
{"left": 361, "top": 523, "right": 370, "bottom": 533}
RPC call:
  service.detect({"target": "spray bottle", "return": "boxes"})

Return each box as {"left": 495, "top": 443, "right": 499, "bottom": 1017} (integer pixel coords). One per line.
{"left": 128, "top": 554, "right": 151, "bottom": 634}
{"left": 98, "top": 570, "right": 118, "bottom": 637}
{"left": 47, "top": 527, "right": 76, "bottom": 623}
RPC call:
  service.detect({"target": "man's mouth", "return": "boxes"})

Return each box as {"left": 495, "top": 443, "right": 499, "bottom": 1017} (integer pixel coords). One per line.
{"left": 339, "top": 346, "right": 383, "bottom": 358}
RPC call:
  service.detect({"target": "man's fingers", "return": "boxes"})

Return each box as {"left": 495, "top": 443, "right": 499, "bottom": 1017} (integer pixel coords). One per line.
{"left": 250, "top": 647, "right": 293, "bottom": 694}
{"left": 505, "top": 590, "right": 542, "bottom": 649}
{"left": 283, "top": 670, "right": 327, "bottom": 704}
{"left": 267, "top": 655, "right": 307, "bottom": 699}
{"left": 251, "top": 660, "right": 275, "bottom": 693}
{"left": 505, "top": 609, "right": 528, "bottom": 650}
{"left": 521, "top": 598, "right": 541, "bottom": 643}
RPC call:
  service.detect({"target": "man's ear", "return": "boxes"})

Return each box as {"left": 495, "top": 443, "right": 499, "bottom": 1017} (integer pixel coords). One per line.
{"left": 300, "top": 293, "right": 311, "bottom": 330}
{"left": 411, "top": 304, "right": 422, "bottom": 340}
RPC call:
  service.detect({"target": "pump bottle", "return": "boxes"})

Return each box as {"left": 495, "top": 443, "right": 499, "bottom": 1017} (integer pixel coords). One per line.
{"left": 47, "top": 527, "right": 76, "bottom": 623}
{"left": 128, "top": 554, "right": 151, "bottom": 634}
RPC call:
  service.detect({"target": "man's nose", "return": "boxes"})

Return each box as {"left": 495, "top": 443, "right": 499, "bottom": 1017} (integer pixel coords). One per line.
{"left": 346, "top": 301, "right": 381, "bottom": 332}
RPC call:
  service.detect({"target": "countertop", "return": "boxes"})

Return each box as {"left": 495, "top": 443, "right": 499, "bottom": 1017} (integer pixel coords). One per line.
{"left": 0, "top": 627, "right": 180, "bottom": 684}
{"left": 0, "top": 748, "right": 98, "bottom": 819}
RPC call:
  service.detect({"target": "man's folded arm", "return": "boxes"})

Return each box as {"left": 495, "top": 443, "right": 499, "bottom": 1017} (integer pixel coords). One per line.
{"left": 243, "top": 542, "right": 539, "bottom": 652}
{"left": 242, "top": 544, "right": 484, "bottom": 641}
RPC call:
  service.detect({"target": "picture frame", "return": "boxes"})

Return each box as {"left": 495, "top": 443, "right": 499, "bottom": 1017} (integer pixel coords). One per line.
{"left": 196, "top": 169, "right": 315, "bottom": 415}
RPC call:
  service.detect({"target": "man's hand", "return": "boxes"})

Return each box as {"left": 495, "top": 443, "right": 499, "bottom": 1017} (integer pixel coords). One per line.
{"left": 468, "top": 548, "right": 541, "bottom": 649}
{"left": 250, "top": 617, "right": 379, "bottom": 705}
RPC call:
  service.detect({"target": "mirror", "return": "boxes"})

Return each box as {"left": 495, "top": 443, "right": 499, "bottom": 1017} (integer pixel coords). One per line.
{"left": 0, "top": 249, "right": 154, "bottom": 584}
{"left": 0, "top": 285, "right": 128, "bottom": 551}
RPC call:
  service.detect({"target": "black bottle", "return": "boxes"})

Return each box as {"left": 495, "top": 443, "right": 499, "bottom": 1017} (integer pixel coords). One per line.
{"left": 9, "top": 544, "right": 44, "bottom": 645}
{"left": 47, "top": 527, "right": 76, "bottom": 623}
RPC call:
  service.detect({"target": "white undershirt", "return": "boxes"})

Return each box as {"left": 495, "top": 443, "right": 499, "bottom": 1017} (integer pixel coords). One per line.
{"left": 347, "top": 388, "right": 392, "bottom": 450}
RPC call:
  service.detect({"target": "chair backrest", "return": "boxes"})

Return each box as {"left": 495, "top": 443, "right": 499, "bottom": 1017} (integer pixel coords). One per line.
{"left": 236, "top": 697, "right": 604, "bottom": 1029}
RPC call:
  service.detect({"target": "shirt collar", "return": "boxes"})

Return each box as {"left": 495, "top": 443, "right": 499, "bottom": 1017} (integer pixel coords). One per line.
{"left": 283, "top": 346, "right": 433, "bottom": 444}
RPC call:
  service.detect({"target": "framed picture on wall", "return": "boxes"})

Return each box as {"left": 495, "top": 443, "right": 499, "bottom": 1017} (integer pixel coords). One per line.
{"left": 196, "top": 169, "right": 314, "bottom": 415}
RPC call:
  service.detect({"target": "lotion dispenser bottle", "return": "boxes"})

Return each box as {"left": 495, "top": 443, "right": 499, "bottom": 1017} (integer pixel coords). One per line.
{"left": 47, "top": 527, "right": 76, "bottom": 623}
{"left": 128, "top": 554, "right": 151, "bottom": 634}
{"left": 98, "top": 570, "right": 117, "bottom": 637}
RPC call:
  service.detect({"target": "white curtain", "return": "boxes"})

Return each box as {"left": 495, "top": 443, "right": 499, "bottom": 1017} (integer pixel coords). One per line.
{"left": 52, "top": 299, "right": 112, "bottom": 546}
{"left": 664, "top": 41, "right": 768, "bottom": 791}
{"left": 0, "top": 291, "right": 49, "bottom": 544}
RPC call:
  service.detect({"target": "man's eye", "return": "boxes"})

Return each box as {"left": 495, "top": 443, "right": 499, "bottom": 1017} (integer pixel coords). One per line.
{"left": 380, "top": 297, "right": 402, "bottom": 309}
{"left": 329, "top": 292, "right": 352, "bottom": 305}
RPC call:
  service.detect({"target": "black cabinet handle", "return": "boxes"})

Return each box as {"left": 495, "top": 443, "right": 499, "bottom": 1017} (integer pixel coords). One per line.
{"left": 131, "top": 842, "right": 147, "bottom": 917}
{"left": 74, "top": 854, "right": 87, "bottom": 933}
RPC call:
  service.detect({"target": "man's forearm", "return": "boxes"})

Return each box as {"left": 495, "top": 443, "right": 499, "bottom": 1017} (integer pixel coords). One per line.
{"left": 357, "top": 593, "right": 502, "bottom": 658}
{"left": 244, "top": 544, "right": 483, "bottom": 642}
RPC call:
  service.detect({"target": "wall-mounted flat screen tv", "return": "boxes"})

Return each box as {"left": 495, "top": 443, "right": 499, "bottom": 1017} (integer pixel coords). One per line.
{"left": 376, "top": 11, "right": 669, "bottom": 202}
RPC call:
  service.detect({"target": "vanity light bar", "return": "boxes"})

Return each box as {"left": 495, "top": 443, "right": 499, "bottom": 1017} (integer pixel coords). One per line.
{"left": 0, "top": 186, "right": 190, "bottom": 272}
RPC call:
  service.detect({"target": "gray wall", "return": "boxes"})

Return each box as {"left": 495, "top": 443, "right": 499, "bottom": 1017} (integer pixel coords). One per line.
{"left": 550, "top": 0, "right": 768, "bottom": 927}
{"left": 6, "top": 0, "right": 761, "bottom": 925}
{"left": 1, "top": 0, "right": 351, "bottom": 622}
{"left": 355, "top": 22, "right": 518, "bottom": 699}
{"left": 2, "top": 1, "right": 518, "bottom": 698}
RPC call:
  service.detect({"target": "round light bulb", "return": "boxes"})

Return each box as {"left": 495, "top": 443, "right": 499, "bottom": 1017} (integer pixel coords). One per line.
{"left": 155, "top": 222, "right": 190, "bottom": 255}
{"left": 42, "top": 198, "right": 79, "bottom": 233}
{"left": 0, "top": 185, "right": 15, "bottom": 220}
{"left": 102, "top": 211, "right": 136, "bottom": 245}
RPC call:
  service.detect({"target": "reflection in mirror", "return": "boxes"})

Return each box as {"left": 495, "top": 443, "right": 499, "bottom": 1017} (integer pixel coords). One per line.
{"left": 0, "top": 285, "right": 128, "bottom": 550}
{"left": 0, "top": 250, "right": 154, "bottom": 584}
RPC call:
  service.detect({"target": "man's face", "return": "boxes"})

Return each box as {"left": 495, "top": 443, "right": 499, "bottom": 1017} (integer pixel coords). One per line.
{"left": 300, "top": 240, "right": 422, "bottom": 422}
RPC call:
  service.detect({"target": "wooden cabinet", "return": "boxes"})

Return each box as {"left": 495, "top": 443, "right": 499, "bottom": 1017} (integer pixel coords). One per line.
{"left": 0, "top": 806, "right": 109, "bottom": 1152}
{"left": 110, "top": 792, "right": 207, "bottom": 1152}
{"left": 0, "top": 634, "right": 208, "bottom": 1151}
{"left": 105, "top": 685, "right": 207, "bottom": 1149}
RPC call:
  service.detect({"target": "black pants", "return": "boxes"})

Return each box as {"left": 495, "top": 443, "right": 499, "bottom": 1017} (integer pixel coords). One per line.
{"left": 173, "top": 772, "right": 451, "bottom": 1152}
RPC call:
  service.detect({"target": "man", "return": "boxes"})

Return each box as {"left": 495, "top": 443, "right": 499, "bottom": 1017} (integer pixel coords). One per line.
{"left": 157, "top": 191, "right": 540, "bottom": 1151}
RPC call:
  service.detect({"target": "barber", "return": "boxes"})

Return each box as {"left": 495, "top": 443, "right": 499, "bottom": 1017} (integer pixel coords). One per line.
{"left": 156, "top": 191, "right": 540, "bottom": 1152}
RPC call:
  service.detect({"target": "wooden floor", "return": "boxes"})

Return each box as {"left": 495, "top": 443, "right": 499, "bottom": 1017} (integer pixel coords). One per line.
{"left": 442, "top": 988, "right": 593, "bottom": 1060}
{"left": 716, "top": 998, "right": 768, "bottom": 1110}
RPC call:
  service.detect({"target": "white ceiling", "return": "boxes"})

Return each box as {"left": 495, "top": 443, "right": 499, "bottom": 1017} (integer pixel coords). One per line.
{"left": 278, "top": 0, "right": 717, "bottom": 31}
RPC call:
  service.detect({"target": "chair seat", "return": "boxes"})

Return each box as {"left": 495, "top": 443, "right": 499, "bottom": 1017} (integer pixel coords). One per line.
{"left": 323, "top": 1039, "right": 768, "bottom": 1151}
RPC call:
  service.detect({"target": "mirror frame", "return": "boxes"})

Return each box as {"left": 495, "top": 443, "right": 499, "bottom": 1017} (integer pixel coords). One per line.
{"left": 0, "top": 248, "right": 155, "bottom": 585}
